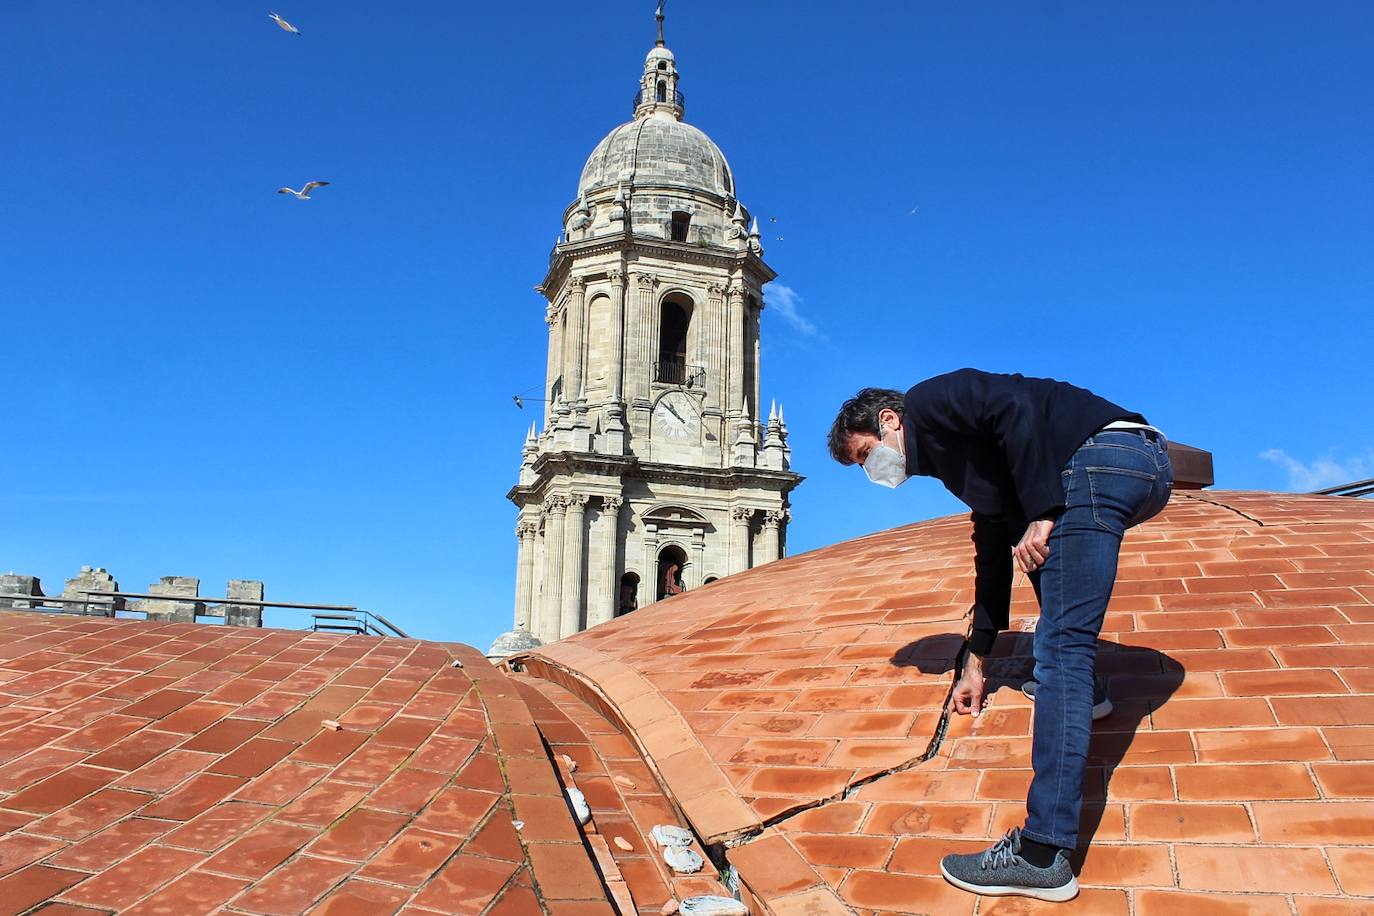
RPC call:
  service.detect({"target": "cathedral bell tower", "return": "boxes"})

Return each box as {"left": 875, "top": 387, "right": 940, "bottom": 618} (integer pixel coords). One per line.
{"left": 496, "top": 8, "right": 802, "bottom": 653}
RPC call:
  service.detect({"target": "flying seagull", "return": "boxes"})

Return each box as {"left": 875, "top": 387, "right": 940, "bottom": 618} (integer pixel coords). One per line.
{"left": 268, "top": 12, "right": 301, "bottom": 35}
{"left": 277, "top": 181, "right": 329, "bottom": 200}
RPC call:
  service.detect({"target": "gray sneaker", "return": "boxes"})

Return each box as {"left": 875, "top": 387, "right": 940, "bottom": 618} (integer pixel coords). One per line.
{"left": 940, "top": 828, "right": 1079, "bottom": 902}
{"left": 1022, "top": 679, "right": 1113, "bottom": 721}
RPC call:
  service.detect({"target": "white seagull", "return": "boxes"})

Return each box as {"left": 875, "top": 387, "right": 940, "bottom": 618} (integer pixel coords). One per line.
{"left": 268, "top": 12, "right": 301, "bottom": 35}
{"left": 277, "top": 181, "right": 329, "bottom": 200}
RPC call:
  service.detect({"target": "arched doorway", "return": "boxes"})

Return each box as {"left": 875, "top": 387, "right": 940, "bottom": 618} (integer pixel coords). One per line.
{"left": 618, "top": 573, "right": 639, "bottom": 617}
{"left": 657, "top": 545, "right": 688, "bottom": 600}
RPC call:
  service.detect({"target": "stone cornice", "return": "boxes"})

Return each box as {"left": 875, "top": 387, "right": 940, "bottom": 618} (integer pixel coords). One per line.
{"left": 506, "top": 451, "right": 803, "bottom": 507}
{"left": 539, "top": 235, "right": 774, "bottom": 296}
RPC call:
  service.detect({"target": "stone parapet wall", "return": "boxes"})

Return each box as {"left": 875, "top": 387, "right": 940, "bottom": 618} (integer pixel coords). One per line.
{"left": 0, "top": 566, "right": 264, "bottom": 626}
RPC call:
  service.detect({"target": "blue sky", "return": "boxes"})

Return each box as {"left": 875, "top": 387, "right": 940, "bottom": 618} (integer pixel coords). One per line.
{"left": 3, "top": 2, "right": 1371, "bottom": 648}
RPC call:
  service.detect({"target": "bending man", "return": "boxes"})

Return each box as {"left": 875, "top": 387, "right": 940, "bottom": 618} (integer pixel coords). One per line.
{"left": 827, "top": 368, "right": 1172, "bottom": 903}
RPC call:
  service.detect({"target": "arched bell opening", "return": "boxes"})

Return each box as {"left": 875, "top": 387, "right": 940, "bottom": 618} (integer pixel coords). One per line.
{"left": 656, "top": 295, "right": 692, "bottom": 384}
{"left": 618, "top": 572, "right": 640, "bottom": 617}
{"left": 657, "top": 545, "right": 688, "bottom": 600}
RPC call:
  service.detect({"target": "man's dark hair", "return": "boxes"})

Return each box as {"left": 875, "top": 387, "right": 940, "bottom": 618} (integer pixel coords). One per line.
{"left": 827, "top": 387, "right": 905, "bottom": 465}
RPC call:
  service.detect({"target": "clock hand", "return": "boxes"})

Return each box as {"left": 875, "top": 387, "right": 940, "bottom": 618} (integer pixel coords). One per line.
{"left": 666, "top": 403, "right": 685, "bottom": 423}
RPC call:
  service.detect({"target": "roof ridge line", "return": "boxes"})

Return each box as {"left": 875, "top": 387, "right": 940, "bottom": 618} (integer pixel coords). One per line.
{"left": 506, "top": 644, "right": 759, "bottom": 845}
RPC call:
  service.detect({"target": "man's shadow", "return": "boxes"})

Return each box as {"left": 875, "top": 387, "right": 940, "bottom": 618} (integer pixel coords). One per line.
{"left": 892, "top": 632, "right": 1184, "bottom": 871}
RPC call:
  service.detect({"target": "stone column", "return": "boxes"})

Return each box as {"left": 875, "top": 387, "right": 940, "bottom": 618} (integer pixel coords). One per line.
{"left": 587, "top": 496, "right": 622, "bottom": 628}
{"left": 608, "top": 269, "right": 626, "bottom": 402}
{"left": 726, "top": 282, "right": 746, "bottom": 417}
{"left": 545, "top": 305, "right": 562, "bottom": 422}
{"left": 704, "top": 283, "right": 726, "bottom": 412}
{"left": 641, "top": 521, "right": 660, "bottom": 605}
{"left": 559, "top": 493, "right": 590, "bottom": 638}
{"left": 563, "top": 276, "right": 587, "bottom": 401}
{"left": 760, "top": 510, "right": 786, "bottom": 565}
{"left": 731, "top": 507, "right": 754, "bottom": 574}
{"left": 690, "top": 529, "right": 706, "bottom": 588}
{"left": 538, "top": 497, "right": 567, "bottom": 643}
{"left": 749, "top": 302, "right": 762, "bottom": 428}
{"left": 513, "top": 519, "right": 538, "bottom": 632}
{"left": 632, "top": 273, "right": 658, "bottom": 403}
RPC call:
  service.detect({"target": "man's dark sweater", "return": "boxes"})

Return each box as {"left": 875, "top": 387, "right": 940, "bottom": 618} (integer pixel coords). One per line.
{"left": 900, "top": 369, "right": 1145, "bottom": 656}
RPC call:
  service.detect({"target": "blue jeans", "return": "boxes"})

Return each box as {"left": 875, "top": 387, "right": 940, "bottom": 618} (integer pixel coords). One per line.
{"left": 1022, "top": 429, "right": 1173, "bottom": 850}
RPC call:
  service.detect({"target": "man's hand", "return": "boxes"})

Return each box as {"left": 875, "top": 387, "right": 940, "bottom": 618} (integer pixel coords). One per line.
{"left": 1013, "top": 519, "right": 1054, "bottom": 573}
{"left": 947, "top": 652, "right": 987, "bottom": 717}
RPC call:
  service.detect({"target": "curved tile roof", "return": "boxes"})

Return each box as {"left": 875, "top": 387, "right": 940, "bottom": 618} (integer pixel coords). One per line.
{"left": 518, "top": 491, "right": 1374, "bottom": 913}
{"left": 0, "top": 616, "right": 610, "bottom": 914}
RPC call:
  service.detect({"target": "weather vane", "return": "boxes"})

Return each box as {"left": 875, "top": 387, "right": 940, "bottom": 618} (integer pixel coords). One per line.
{"left": 655, "top": 0, "right": 666, "bottom": 47}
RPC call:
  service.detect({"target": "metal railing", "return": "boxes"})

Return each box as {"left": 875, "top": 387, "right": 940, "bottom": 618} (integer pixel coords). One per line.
{"left": 633, "top": 88, "right": 685, "bottom": 111}
{"left": 1313, "top": 478, "right": 1374, "bottom": 499}
{"left": 0, "top": 590, "right": 409, "bottom": 638}
{"left": 654, "top": 360, "right": 705, "bottom": 388}
{"left": 309, "top": 610, "right": 409, "bottom": 638}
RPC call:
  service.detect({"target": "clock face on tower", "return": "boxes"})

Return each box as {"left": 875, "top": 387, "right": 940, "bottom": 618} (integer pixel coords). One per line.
{"left": 652, "top": 391, "right": 700, "bottom": 441}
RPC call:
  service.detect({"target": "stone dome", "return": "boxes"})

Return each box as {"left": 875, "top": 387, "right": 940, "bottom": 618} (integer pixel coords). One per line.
{"left": 486, "top": 625, "right": 542, "bottom": 659}
{"left": 577, "top": 115, "right": 735, "bottom": 200}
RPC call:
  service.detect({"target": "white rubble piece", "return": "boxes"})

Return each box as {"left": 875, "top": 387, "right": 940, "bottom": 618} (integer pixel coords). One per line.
{"left": 652, "top": 824, "right": 693, "bottom": 848}
{"left": 679, "top": 897, "right": 748, "bottom": 916}
{"left": 663, "top": 845, "right": 704, "bottom": 874}
{"left": 565, "top": 786, "right": 591, "bottom": 825}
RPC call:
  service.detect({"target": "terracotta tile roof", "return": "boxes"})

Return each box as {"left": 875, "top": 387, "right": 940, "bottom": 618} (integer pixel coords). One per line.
{"left": 517, "top": 491, "right": 1374, "bottom": 913}
{"left": 0, "top": 615, "right": 608, "bottom": 913}
{"left": 5, "top": 489, "right": 1371, "bottom": 914}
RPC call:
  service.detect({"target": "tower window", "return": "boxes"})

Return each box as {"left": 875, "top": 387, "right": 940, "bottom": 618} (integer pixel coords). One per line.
{"left": 670, "top": 211, "right": 691, "bottom": 242}
{"left": 656, "top": 297, "right": 691, "bottom": 384}
{"left": 656, "top": 80, "right": 667, "bottom": 103}
{"left": 658, "top": 61, "right": 667, "bottom": 70}
{"left": 618, "top": 573, "right": 639, "bottom": 616}
{"left": 657, "top": 546, "right": 688, "bottom": 600}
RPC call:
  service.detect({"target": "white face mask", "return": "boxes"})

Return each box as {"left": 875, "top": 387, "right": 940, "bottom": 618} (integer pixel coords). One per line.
{"left": 863, "top": 426, "right": 909, "bottom": 488}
